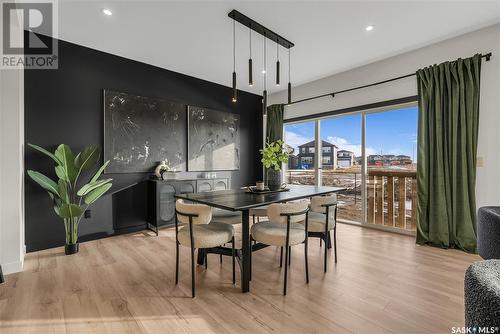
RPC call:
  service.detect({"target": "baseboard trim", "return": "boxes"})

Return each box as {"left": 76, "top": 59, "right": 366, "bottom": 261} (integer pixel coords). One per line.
{"left": 1, "top": 260, "right": 24, "bottom": 275}
{"left": 338, "top": 219, "right": 416, "bottom": 236}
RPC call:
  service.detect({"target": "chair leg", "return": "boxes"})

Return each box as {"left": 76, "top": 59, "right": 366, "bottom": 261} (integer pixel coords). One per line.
{"left": 279, "top": 247, "right": 283, "bottom": 267}
{"left": 324, "top": 232, "right": 328, "bottom": 273}
{"left": 191, "top": 245, "right": 196, "bottom": 298}
{"left": 249, "top": 236, "right": 252, "bottom": 281}
{"left": 334, "top": 227, "right": 338, "bottom": 263}
{"left": 304, "top": 239, "right": 309, "bottom": 284}
{"left": 232, "top": 237, "right": 236, "bottom": 285}
{"left": 175, "top": 241, "right": 179, "bottom": 285}
{"left": 283, "top": 243, "right": 289, "bottom": 296}
{"left": 220, "top": 254, "right": 223, "bottom": 264}
{"left": 327, "top": 231, "right": 332, "bottom": 249}
{"left": 288, "top": 246, "right": 292, "bottom": 266}
{"left": 320, "top": 238, "right": 322, "bottom": 247}
{"left": 204, "top": 250, "right": 208, "bottom": 269}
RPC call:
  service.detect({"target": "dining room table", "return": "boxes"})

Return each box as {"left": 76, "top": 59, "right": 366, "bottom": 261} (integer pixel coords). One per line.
{"left": 174, "top": 184, "right": 345, "bottom": 292}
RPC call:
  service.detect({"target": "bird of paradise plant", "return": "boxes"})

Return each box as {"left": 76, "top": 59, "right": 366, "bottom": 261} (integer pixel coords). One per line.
{"left": 27, "top": 143, "right": 112, "bottom": 254}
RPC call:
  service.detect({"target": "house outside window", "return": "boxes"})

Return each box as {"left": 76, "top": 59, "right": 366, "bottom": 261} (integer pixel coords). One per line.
{"left": 301, "top": 147, "right": 306, "bottom": 153}
{"left": 301, "top": 157, "right": 313, "bottom": 164}
{"left": 322, "top": 147, "right": 331, "bottom": 153}
{"left": 322, "top": 156, "right": 331, "bottom": 164}
{"left": 309, "top": 147, "right": 315, "bottom": 153}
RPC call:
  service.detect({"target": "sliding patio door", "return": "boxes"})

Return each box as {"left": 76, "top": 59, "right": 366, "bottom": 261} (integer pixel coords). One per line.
{"left": 284, "top": 121, "right": 317, "bottom": 186}
{"left": 283, "top": 102, "right": 418, "bottom": 234}
{"left": 320, "top": 114, "right": 363, "bottom": 223}
{"left": 365, "top": 106, "right": 418, "bottom": 232}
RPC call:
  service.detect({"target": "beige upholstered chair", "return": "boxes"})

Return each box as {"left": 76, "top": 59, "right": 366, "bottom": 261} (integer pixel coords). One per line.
{"left": 307, "top": 194, "right": 338, "bottom": 272}
{"left": 175, "top": 199, "right": 235, "bottom": 298}
{"left": 250, "top": 200, "right": 310, "bottom": 295}
{"left": 249, "top": 205, "right": 269, "bottom": 223}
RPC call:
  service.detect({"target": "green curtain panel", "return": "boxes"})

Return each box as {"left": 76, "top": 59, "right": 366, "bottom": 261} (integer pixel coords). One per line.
{"left": 264, "top": 104, "right": 284, "bottom": 182}
{"left": 266, "top": 104, "right": 284, "bottom": 143}
{"left": 416, "top": 54, "right": 482, "bottom": 253}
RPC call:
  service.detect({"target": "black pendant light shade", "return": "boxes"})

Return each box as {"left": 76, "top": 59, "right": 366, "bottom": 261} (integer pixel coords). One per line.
{"left": 276, "top": 60, "right": 280, "bottom": 86}
{"left": 276, "top": 43, "right": 280, "bottom": 86}
{"left": 232, "top": 18, "right": 237, "bottom": 103}
{"left": 287, "top": 48, "right": 292, "bottom": 103}
{"left": 288, "top": 82, "right": 292, "bottom": 104}
{"left": 248, "top": 27, "right": 253, "bottom": 86}
{"left": 249, "top": 59, "right": 253, "bottom": 86}
{"left": 232, "top": 71, "right": 237, "bottom": 102}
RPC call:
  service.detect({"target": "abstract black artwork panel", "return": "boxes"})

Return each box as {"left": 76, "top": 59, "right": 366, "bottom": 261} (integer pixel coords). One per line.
{"left": 104, "top": 90, "right": 186, "bottom": 173}
{"left": 187, "top": 106, "right": 240, "bottom": 171}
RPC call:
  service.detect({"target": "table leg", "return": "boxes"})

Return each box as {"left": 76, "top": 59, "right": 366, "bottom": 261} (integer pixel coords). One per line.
{"left": 241, "top": 209, "right": 250, "bottom": 292}
{"left": 197, "top": 249, "right": 205, "bottom": 266}
{"left": 0, "top": 265, "right": 4, "bottom": 284}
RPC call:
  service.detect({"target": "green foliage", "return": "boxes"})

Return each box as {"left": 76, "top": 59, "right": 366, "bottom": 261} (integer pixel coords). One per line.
{"left": 260, "top": 139, "right": 292, "bottom": 171}
{"left": 26, "top": 143, "right": 112, "bottom": 245}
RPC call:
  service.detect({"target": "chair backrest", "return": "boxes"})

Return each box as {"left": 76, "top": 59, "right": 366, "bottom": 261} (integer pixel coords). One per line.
{"left": 267, "top": 200, "right": 309, "bottom": 224}
{"left": 175, "top": 199, "right": 212, "bottom": 225}
{"left": 310, "top": 194, "right": 337, "bottom": 213}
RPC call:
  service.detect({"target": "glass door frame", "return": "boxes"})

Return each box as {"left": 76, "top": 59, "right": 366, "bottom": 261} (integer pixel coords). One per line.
{"left": 283, "top": 100, "right": 417, "bottom": 234}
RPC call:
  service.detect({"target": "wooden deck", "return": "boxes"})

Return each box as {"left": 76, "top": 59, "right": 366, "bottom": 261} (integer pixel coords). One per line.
{"left": 0, "top": 223, "right": 479, "bottom": 333}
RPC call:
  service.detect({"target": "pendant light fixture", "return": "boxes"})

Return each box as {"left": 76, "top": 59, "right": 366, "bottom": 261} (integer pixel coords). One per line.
{"left": 227, "top": 10, "right": 294, "bottom": 105}
{"left": 248, "top": 27, "right": 253, "bottom": 87}
{"left": 288, "top": 48, "right": 292, "bottom": 104}
{"left": 232, "top": 18, "right": 237, "bottom": 103}
{"left": 262, "top": 33, "right": 267, "bottom": 115}
{"left": 276, "top": 42, "right": 280, "bottom": 86}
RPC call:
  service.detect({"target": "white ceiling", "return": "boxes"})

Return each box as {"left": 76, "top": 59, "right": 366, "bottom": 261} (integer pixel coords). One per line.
{"left": 56, "top": 1, "right": 500, "bottom": 95}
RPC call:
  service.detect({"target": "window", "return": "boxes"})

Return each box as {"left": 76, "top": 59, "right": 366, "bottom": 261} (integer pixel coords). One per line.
{"left": 301, "top": 157, "right": 313, "bottom": 164}
{"left": 322, "top": 146, "right": 331, "bottom": 153}
{"left": 308, "top": 147, "right": 315, "bottom": 153}
{"left": 284, "top": 121, "right": 316, "bottom": 185}
{"left": 366, "top": 106, "right": 418, "bottom": 231}
{"left": 320, "top": 114, "right": 362, "bottom": 222}
{"left": 322, "top": 156, "right": 331, "bottom": 164}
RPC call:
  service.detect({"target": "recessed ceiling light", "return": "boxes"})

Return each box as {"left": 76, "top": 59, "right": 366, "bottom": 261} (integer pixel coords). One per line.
{"left": 102, "top": 8, "right": 112, "bottom": 16}
{"left": 365, "top": 25, "right": 374, "bottom": 31}
{"left": 261, "top": 70, "right": 266, "bottom": 74}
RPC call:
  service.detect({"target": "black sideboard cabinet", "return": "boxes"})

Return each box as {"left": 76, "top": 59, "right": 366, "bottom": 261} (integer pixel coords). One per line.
{"left": 148, "top": 178, "right": 230, "bottom": 234}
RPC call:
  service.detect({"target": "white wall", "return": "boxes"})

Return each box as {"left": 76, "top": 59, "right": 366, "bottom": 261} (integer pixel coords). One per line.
{"left": 0, "top": 12, "right": 25, "bottom": 274}
{"left": 269, "top": 23, "right": 500, "bottom": 210}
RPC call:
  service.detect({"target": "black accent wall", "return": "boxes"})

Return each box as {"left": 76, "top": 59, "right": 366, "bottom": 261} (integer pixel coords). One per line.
{"left": 25, "top": 36, "right": 263, "bottom": 252}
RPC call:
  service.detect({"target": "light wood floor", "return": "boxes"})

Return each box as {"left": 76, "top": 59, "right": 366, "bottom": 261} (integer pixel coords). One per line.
{"left": 0, "top": 223, "right": 480, "bottom": 334}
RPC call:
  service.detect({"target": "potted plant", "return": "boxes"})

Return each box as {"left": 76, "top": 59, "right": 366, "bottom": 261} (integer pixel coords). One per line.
{"left": 260, "top": 140, "right": 292, "bottom": 190}
{"left": 26, "top": 144, "right": 112, "bottom": 255}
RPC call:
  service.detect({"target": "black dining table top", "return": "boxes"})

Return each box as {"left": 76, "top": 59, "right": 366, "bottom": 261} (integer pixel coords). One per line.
{"left": 174, "top": 185, "right": 345, "bottom": 211}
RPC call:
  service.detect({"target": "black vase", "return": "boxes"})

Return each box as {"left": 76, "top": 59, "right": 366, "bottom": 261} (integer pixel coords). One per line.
{"left": 267, "top": 169, "right": 282, "bottom": 191}
{"left": 65, "top": 243, "right": 79, "bottom": 255}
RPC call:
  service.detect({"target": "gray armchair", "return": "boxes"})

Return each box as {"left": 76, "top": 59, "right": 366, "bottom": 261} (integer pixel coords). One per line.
{"left": 477, "top": 206, "right": 500, "bottom": 259}
{"left": 464, "top": 260, "right": 500, "bottom": 328}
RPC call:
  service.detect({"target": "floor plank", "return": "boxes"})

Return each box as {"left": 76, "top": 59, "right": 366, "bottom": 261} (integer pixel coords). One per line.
{"left": 0, "top": 223, "right": 480, "bottom": 333}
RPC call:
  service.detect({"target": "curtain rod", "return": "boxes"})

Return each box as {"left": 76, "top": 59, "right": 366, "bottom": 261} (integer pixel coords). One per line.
{"left": 286, "top": 52, "right": 492, "bottom": 106}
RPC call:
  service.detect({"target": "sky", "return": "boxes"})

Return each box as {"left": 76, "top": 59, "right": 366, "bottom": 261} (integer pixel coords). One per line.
{"left": 284, "top": 106, "right": 418, "bottom": 160}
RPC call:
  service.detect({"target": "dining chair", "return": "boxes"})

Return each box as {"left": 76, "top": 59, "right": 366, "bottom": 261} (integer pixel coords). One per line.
{"left": 250, "top": 200, "right": 309, "bottom": 295}
{"left": 249, "top": 205, "right": 269, "bottom": 224}
{"left": 306, "top": 195, "right": 338, "bottom": 272}
{"left": 175, "top": 199, "right": 235, "bottom": 298}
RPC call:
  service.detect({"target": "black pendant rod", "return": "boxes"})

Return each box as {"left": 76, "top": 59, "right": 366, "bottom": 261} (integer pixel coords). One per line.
{"left": 228, "top": 9, "right": 294, "bottom": 49}
{"left": 286, "top": 52, "right": 492, "bottom": 106}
